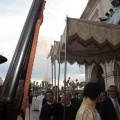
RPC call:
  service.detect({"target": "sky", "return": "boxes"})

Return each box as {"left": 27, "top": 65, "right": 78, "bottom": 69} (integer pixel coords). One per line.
{"left": 0, "top": 0, "right": 88, "bottom": 87}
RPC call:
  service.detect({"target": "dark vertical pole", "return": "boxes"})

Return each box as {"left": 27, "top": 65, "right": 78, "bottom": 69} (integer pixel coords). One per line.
{"left": 51, "top": 62, "right": 54, "bottom": 89}
{"left": 54, "top": 61, "right": 56, "bottom": 88}
{"left": 1, "top": 0, "right": 43, "bottom": 103}
{"left": 54, "top": 60, "right": 57, "bottom": 100}
{"left": 63, "top": 17, "right": 68, "bottom": 120}
{"left": 57, "top": 42, "right": 61, "bottom": 103}
{"left": 54, "top": 41, "right": 56, "bottom": 90}
{"left": 0, "top": 0, "right": 44, "bottom": 120}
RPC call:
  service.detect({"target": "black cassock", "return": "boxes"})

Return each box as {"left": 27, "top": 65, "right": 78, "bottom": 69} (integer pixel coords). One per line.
{"left": 51, "top": 103, "right": 78, "bottom": 120}
{"left": 40, "top": 103, "right": 55, "bottom": 120}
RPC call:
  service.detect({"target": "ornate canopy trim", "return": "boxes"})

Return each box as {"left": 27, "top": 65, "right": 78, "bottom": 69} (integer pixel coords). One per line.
{"left": 67, "top": 18, "right": 120, "bottom": 50}
{"left": 59, "top": 17, "right": 120, "bottom": 65}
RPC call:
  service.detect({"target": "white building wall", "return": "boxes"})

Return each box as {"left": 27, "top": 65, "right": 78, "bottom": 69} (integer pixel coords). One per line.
{"left": 101, "top": 0, "right": 113, "bottom": 14}
{"left": 81, "top": 0, "right": 120, "bottom": 91}
{"left": 86, "top": 0, "right": 113, "bottom": 21}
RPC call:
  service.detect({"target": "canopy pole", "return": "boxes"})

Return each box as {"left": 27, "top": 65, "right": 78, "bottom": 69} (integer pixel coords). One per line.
{"left": 57, "top": 42, "right": 61, "bottom": 103}
{"left": 51, "top": 62, "right": 53, "bottom": 89}
{"left": 54, "top": 61, "right": 56, "bottom": 88}
{"left": 54, "top": 41, "right": 56, "bottom": 89}
{"left": 63, "top": 16, "right": 68, "bottom": 120}
{"left": 115, "top": 61, "right": 120, "bottom": 92}
{"left": 54, "top": 60, "right": 56, "bottom": 88}
{"left": 63, "top": 39, "right": 67, "bottom": 120}
{"left": 104, "top": 61, "right": 108, "bottom": 91}
{"left": 53, "top": 41, "right": 57, "bottom": 101}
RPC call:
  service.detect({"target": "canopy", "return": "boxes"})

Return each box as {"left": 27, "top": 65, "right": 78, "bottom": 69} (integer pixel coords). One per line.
{"left": 47, "top": 41, "right": 60, "bottom": 63}
{"left": 59, "top": 17, "right": 120, "bottom": 65}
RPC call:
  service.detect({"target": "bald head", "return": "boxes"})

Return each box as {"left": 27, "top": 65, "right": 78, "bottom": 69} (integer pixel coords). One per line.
{"left": 65, "top": 91, "right": 72, "bottom": 98}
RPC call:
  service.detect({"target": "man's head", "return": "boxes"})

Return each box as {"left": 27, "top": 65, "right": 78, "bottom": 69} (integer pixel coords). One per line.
{"left": 108, "top": 85, "right": 118, "bottom": 99}
{"left": 72, "top": 92, "right": 77, "bottom": 98}
{"left": 65, "top": 91, "right": 72, "bottom": 105}
{"left": 83, "top": 82, "right": 101, "bottom": 100}
{"left": 100, "top": 91, "right": 107, "bottom": 100}
{"left": 45, "top": 90, "right": 54, "bottom": 103}
{"left": 78, "top": 93, "right": 83, "bottom": 99}
{"left": 60, "top": 91, "right": 72, "bottom": 105}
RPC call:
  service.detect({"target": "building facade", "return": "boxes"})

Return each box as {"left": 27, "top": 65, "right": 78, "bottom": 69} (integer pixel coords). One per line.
{"left": 80, "top": 0, "right": 120, "bottom": 91}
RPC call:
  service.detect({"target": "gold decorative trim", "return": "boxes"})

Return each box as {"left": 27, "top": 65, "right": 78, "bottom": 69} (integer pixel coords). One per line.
{"left": 68, "top": 33, "right": 120, "bottom": 50}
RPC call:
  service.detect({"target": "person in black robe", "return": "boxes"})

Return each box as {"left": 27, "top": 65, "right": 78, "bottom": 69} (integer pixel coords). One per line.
{"left": 39, "top": 90, "right": 55, "bottom": 120}
{"left": 96, "top": 91, "right": 107, "bottom": 114}
{"left": 71, "top": 92, "right": 82, "bottom": 110}
{"left": 42, "top": 97, "right": 47, "bottom": 106}
{"left": 100, "top": 85, "right": 120, "bottom": 120}
{"left": 51, "top": 91, "right": 77, "bottom": 120}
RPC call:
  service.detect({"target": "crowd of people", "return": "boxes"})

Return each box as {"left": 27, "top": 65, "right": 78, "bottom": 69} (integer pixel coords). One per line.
{"left": 29, "top": 82, "right": 120, "bottom": 120}
{"left": 30, "top": 91, "right": 45, "bottom": 115}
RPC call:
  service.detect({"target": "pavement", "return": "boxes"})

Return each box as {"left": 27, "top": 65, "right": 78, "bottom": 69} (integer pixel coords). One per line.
{"left": 25, "top": 106, "right": 39, "bottom": 120}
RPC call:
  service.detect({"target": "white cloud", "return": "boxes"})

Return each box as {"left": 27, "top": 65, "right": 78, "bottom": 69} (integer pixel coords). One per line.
{"left": 0, "top": 0, "right": 88, "bottom": 85}
{"left": 40, "top": 0, "right": 88, "bottom": 40}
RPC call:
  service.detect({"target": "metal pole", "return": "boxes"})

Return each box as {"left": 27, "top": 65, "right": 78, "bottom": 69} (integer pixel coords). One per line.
{"left": 50, "top": 45, "right": 54, "bottom": 89}
{"left": 53, "top": 41, "right": 57, "bottom": 101}
{"left": 104, "top": 61, "right": 108, "bottom": 91}
{"left": 63, "top": 17, "right": 68, "bottom": 120}
{"left": 51, "top": 62, "right": 53, "bottom": 89}
{"left": 54, "top": 60, "right": 56, "bottom": 89}
{"left": 1, "top": 0, "right": 43, "bottom": 103}
{"left": 57, "top": 42, "right": 61, "bottom": 103}
{"left": 54, "top": 60, "right": 57, "bottom": 102}
{"left": 0, "top": 1, "right": 44, "bottom": 119}
{"left": 115, "top": 61, "right": 120, "bottom": 92}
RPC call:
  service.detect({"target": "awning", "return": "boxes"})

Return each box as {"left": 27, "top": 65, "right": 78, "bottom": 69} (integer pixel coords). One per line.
{"left": 59, "top": 17, "right": 120, "bottom": 65}
{"left": 47, "top": 41, "right": 60, "bottom": 63}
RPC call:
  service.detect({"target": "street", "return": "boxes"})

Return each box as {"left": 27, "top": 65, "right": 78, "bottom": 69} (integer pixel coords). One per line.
{"left": 25, "top": 107, "right": 39, "bottom": 120}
